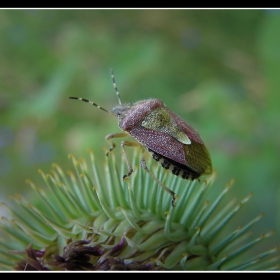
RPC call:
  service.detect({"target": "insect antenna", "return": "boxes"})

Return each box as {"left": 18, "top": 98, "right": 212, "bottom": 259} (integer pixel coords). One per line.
{"left": 68, "top": 97, "right": 109, "bottom": 113}
{"left": 110, "top": 68, "right": 122, "bottom": 105}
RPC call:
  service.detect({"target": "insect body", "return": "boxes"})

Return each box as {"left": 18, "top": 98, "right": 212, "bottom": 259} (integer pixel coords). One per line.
{"left": 69, "top": 69, "right": 212, "bottom": 206}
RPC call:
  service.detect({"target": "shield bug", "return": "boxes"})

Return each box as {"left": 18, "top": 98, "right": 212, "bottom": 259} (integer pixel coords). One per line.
{"left": 69, "top": 69, "right": 212, "bottom": 206}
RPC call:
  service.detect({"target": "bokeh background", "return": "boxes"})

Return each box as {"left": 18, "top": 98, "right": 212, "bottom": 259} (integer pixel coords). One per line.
{"left": 1, "top": 9, "right": 280, "bottom": 250}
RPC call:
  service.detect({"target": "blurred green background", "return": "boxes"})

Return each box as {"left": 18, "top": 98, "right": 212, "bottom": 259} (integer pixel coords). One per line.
{"left": 1, "top": 9, "right": 280, "bottom": 249}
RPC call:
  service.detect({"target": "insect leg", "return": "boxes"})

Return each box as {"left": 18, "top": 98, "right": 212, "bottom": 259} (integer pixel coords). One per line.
{"left": 140, "top": 151, "right": 177, "bottom": 207}
{"left": 120, "top": 140, "right": 142, "bottom": 180}
{"left": 105, "top": 133, "right": 128, "bottom": 156}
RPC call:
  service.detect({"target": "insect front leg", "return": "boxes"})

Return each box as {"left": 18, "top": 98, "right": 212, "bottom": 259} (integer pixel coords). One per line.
{"left": 140, "top": 151, "right": 177, "bottom": 207}
{"left": 120, "top": 140, "right": 142, "bottom": 180}
{"left": 105, "top": 133, "right": 128, "bottom": 156}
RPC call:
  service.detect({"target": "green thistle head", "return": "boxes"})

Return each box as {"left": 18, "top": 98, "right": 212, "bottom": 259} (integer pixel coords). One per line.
{"left": 0, "top": 149, "right": 279, "bottom": 271}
